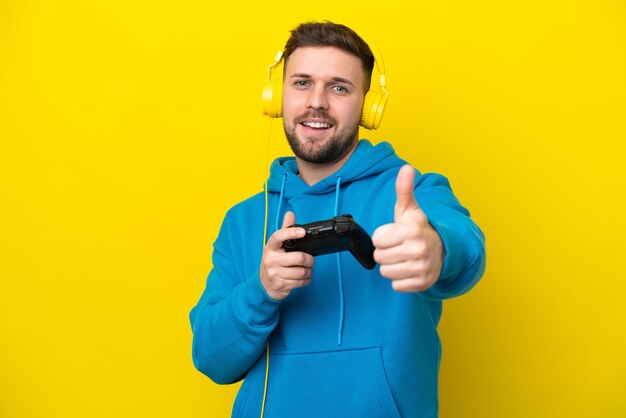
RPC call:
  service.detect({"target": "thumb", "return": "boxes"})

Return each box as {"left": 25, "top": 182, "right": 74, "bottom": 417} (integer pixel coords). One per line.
{"left": 394, "top": 164, "right": 419, "bottom": 221}
{"left": 282, "top": 211, "right": 296, "bottom": 229}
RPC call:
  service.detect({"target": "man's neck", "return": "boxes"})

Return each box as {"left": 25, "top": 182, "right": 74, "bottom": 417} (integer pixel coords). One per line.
{"left": 296, "top": 142, "right": 359, "bottom": 186}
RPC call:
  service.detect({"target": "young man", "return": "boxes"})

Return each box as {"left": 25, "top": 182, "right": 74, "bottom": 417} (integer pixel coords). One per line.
{"left": 190, "top": 22, "right": 486, "bottom": 418}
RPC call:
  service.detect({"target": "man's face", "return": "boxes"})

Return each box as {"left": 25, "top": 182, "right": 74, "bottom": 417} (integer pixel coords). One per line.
{"left": 282, "top": 46, "right": 366, "bottom": 164}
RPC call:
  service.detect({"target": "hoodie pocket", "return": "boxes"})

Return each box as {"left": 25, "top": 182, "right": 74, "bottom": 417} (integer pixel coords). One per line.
{"left": 253, "top": 347, "right": 401, "bottom": 418}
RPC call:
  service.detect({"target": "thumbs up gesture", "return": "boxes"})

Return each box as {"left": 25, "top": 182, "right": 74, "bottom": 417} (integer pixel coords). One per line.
{"left": 372, "top": 165, "right": 445, "bottom": 293}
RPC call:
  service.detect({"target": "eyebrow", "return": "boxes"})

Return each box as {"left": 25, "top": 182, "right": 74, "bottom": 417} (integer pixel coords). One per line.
{"left": 290, "top": 73, "right": 355, "bottom": 87}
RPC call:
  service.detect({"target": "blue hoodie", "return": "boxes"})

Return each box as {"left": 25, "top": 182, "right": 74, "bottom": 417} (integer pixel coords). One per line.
{"left": 190, "top": 140, "right": 486, "bottom": 418}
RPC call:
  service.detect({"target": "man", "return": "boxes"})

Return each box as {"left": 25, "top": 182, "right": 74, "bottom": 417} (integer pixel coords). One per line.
{"left": 190, "top": 21, "right": 486, "bottom": 418}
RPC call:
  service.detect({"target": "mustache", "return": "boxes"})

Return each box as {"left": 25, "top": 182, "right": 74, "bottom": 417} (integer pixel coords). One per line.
{"left": 294, "top": 111, "right": 337, "bottom": 125}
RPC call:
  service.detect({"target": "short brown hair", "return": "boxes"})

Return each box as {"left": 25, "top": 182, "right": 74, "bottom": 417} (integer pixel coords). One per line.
{"left": 283, "top": 21, "right": 375, "bottom": 90}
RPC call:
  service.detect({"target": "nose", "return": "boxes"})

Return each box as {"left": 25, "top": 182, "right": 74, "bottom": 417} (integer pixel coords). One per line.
{"left": 306, "top": 85, "right": 329, "bottom": 111}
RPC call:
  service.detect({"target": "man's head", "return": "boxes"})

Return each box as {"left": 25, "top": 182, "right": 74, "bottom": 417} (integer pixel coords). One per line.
{"left": 282, "top": 22, "right": 375, "bottom": 93}
{"left": 281, "top": 22, "right": 375, "bottom": 165}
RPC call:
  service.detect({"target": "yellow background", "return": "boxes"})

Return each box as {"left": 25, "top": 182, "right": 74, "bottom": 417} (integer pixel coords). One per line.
{"left": 1, "top": 1, "right": 624, "bottom": 417}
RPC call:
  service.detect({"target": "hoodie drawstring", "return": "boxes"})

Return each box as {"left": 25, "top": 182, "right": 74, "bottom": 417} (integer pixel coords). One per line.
{"left": 274, "top": 174, "right": 288, "bottom": 230}
{"left": 334, "top": 176, "right": 345, "bottom": 346}
{"left": 273, "top": 174, "right": 346, "bottom": 346}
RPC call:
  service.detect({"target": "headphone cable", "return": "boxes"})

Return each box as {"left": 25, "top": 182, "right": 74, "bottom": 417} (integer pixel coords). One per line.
{"left": 260, "top": 117, "right": 274, "bottom": 418}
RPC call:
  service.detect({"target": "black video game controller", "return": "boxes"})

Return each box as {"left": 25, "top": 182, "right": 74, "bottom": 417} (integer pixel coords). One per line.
{"left": 283, "top": 214, "right": 376, "bottom": 270}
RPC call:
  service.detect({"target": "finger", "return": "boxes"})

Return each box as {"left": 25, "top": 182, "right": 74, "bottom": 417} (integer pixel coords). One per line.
{"left": 374, "top": 238, "right": 428, "bottom": 264}
{"left": 372, "top": 223, "right": 411, "bottom": 249}
{"left": 391, "top": 278, "right": 430, "bottom": 293}
{"left": 374, "top": 246, "right": 414, "bottom": 265}
{"left": 286, "top": 277, "right": 313, "bottom": 290}
{"left": 282, "top": 211, "right": 296, "bottom": 229}
{"left": 379, "top": 259, "right": 427, "bottom": 281}
{"left": 279, "top": 251, "right": 315, "bottom": 268}
{"left": 394, "top": 164, "right": 420, "bottom": 221}
{"left": 266, "top": 216, "right": 305, "bottom": 250}
{"left": 277, "top": 265, "right": 313, "bottom": 281}
{"left": 268, "top": 277, "right": 313, "bottom": 300}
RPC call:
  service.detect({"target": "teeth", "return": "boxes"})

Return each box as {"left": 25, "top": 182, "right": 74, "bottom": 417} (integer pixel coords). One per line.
{"left": 303, "top": 122, "right": 331, "bottom": 129}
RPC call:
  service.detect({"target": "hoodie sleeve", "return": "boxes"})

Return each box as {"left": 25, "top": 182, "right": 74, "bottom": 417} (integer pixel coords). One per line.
{"left": 413, "top": 173, "right": 486, "bottom": 300}
{"left": 189, "top": 210, "right": 281, "bottom": 384}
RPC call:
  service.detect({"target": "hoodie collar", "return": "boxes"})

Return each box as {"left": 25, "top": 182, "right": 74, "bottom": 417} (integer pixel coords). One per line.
{"left": 267, "top": 140, "right": 406, "bottom": 199}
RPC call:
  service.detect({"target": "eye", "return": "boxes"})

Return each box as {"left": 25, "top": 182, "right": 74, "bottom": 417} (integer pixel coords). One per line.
{"left": 331, "top": 85, "right": 349, "bottom": 93}
{"left": 293, "top": 80, "right": 310, "bottom": 88}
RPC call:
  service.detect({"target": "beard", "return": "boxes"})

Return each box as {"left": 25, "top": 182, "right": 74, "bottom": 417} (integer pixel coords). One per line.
{"left": 284, "top": 110, "right": 359, "bottom": 164}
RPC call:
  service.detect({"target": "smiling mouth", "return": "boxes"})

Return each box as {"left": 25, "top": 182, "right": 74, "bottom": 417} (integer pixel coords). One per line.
{"left": 300, "top": 121, "right": 334, "bottom": 130}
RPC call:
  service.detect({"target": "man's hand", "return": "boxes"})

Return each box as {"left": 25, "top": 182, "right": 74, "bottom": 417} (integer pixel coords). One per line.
{"left": 260, "top": 211, "right": 315, "bottom": 300}
{"left": 372, "top": 165, "right": 445, "bottom": 293}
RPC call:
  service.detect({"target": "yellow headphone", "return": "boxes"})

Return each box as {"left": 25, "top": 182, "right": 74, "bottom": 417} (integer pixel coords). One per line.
{"left": 261, "top": 40, "right": 389, "bottom": 130}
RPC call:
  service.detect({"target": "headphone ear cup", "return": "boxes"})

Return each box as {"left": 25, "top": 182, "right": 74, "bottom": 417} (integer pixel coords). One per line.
{"left": 262, "top": 61, "right": 283, "bottom": 118}
{"left": 360, "top": 89, "right": 388, "bottom": 130}
{"left": 263, "top": 81, "right": 281, "bottom": 118}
